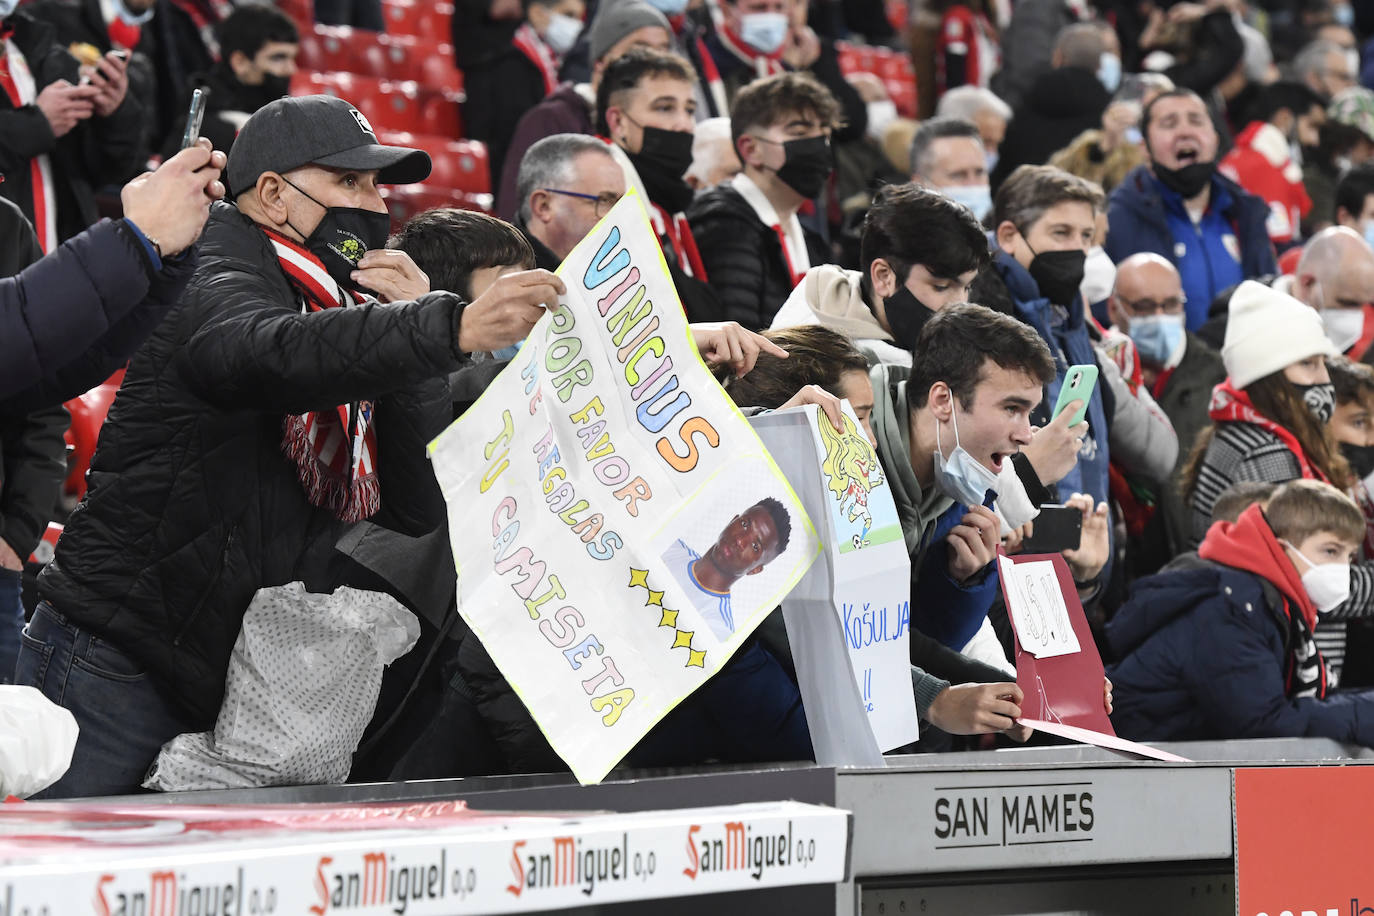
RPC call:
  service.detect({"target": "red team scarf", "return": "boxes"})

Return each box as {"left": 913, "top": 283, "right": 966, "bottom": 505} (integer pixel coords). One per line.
{"left": 1209, "top": 378, "right": 1330, "bottom": 483}
{"left": 512, "top": 23, "right": 559, "bottom": 96}
{"left": 716, "top": 25, "right": 785, "bottom": 78}
{"left": 265, "top": 229, "right": 382, "bottom": 523}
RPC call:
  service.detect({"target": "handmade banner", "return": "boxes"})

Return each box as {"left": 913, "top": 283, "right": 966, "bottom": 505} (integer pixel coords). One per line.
{"left": 752, "top": 403, "right": 917, "bottom": 764}
{"left": 429, "top": 191, "right": 819, "bottom": 784}
{"left": 998, "top": 550, "right": 1188, "bottom": 762}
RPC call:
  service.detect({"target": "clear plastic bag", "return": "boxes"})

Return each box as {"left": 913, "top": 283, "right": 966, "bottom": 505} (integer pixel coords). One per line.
{"left": 144, "top": 583, "right": 419, "bottom": 791}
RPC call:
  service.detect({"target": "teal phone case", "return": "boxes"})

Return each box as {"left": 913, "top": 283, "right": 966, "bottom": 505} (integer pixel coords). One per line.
{"left": 1052, "top": 364, "right": 1098, "bottom": 426}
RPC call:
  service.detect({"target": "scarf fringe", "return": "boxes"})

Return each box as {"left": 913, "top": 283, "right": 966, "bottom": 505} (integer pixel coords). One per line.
{"left": 282, "top": 416, "right": 381, "bottom": 523}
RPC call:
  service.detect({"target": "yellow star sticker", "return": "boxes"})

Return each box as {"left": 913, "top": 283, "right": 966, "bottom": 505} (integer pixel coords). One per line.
{"left": 686, "top": 648, "right": 706, "bottom": 668}
{"left": 658, "top": 608, "right": 679, "bottom": 628}
{"left": 672, "top": 629, "right": 694, "bottom": 650}
{"left": 645, "top": 589, "right": 664, "bottom": 607}
{"left": 628, "top": 568, "right": 649, "bottom": 589}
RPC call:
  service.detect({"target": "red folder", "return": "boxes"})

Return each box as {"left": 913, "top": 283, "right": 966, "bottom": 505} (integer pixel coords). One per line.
{"left": 998, "top": 549, "right": 1188, "bottom": 762}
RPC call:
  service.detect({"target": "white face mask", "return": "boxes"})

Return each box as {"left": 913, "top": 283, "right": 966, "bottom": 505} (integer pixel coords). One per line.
{"left": 1323, "top": 306, "right": 1365, "bottom": 354}
{"left": 1282, "top": 540, "right": 1352, "bottom": 613}
{"left": 0, "top": 0, "right": 18, "bottom": 17}
{"left": 543, "top": 11, "right": 583, "bottom": 55}
{"left": 739, "top": 11, "right": 789, "bottom": 54}
{"left": 865, "top": 99, "right": 899, "bottom": 143}
{"left": 933, "top": 400, "right": 1001, "bottom": 507}
{"left": 941, "top": 183, "right": 993, "bottom": 223}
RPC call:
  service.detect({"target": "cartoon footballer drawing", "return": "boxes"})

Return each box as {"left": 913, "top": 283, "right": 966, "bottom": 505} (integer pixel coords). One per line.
{"left": 817, "top": 410, "right": 886, "bottom": 548}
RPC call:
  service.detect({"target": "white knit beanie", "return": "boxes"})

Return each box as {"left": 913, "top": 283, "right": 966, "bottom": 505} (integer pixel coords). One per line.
{"left": 1222, "top": 280, "right": 1337, "bottom": 389}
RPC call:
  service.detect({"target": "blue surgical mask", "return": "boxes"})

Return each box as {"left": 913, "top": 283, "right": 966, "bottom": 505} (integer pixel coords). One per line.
{"left": 739, "top": 11, "right": 789, "bottom": 54}
{"left": 116, "top": 0, "right": 156, "bottom": 25}
{"left": 0, "top": 0, "right": 19, "bottom": 17}
{"left": 1097, "top": 52, "right": 1122, "bottom": 93}
{"left": 933, "top": 402, "right": 1001, "bottom": 507}
{"left": 543, "top": 11, "right": 583, "bottom": 55}
{"left": 1127, "top": 312, "right": 1185, "bottom": 367}
{"left": 1363, "top": 220, "right": 1374, "bottom": 251}
{"left": 646, "top": 0, "right": 689, "bottom": 13}
{"left": 1335, "top": 3, "right": 1355, "bottom": 27}
{"left": 941, "top": 183, "right": 993, "bottom": 223}
{"left": 985, "top": 149, "right": 999, "bottom": 175}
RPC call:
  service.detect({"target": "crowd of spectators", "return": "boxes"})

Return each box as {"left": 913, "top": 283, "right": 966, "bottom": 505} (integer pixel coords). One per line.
{"left": 9, "top": 0, "right": 1374, "bottom": 796}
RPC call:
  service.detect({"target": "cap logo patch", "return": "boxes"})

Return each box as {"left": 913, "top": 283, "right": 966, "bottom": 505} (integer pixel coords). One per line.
{"left": 349, "top": 108, "right": 376, "bottom": 137}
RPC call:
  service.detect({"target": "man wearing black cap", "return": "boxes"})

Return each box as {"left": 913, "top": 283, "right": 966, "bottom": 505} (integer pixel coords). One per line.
{"left": 19, "top": 94, "right": 564, "bottom": 798}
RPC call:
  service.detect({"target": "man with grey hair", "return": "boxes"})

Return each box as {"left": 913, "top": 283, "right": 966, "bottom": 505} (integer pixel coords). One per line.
{"left": 935, "top": 86, "right": 1011, "bottom": 172}
{"left": 1102, "top": 251, "right": 1224, "bottom": 563}
{"left": 685, "top": 116, "right": 741, "bottom": 192}
{"left": 909, "top": 116, "right": 992, "bottom": 222}
{"left": 991, "top": 21, "right": 1117, "bottom": 188}
{"left": 1289, "top": 225, "right": 1374, "bottom": 355}
{"left": 515, "top": 133, "right": 627, "bottom": 270}
{"left": 1293, "top": 38, "right": 1359, "bottom": 102}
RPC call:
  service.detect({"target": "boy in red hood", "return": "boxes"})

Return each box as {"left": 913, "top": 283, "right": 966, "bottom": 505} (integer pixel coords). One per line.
{"left": 1106, "top": 479, "right": 1374, "bottom": 746}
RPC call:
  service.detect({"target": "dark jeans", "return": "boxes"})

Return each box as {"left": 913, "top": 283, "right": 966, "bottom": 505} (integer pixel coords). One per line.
{"left": 0, "top": 568, "right": 22, "bottom": 683}
{"left": 16, "top": 602, "right": 198, "bottom": 798}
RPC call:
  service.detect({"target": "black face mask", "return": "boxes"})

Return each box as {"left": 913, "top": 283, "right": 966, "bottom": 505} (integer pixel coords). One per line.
{"left": 881, "top": 285, "right": 939, "bottom": 353}
{"left": 237, "top": 71, "right": 291, "bottom": 112}
{"left": 284, "top": 179, "right": 392, "bottom": 293}
{"left": 629, "top": 126, "right": 695, "bottom": 214}
{"left": 1027, "top": 248, "right": 1086, "bottom": 306}
{"left": 1152, "top": 160, "right": 1216, "bottom": 199}
{"left": 1294, "top": 381, "right": 1336, "bottom": 425}
{"left": 1342, "top": 441, "right": 1374, "bottom": 480}
{"left": 774, "top": 135, "right": 833, "bottom": 199}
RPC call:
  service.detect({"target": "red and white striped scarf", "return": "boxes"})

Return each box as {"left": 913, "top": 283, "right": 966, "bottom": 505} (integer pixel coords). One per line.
{"left": 716, "top": 25, "right": 785, "bottom": 79}
{"left": 265, "top": 228, "right": 382, "bottom": 523}
{"left": 512, "top": 23, "right": 559, "bottom": 96}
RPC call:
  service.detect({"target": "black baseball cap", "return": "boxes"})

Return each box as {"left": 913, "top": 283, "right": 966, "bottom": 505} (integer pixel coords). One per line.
{"left": 226, "top": 94, "right": 431, "bottom": 197}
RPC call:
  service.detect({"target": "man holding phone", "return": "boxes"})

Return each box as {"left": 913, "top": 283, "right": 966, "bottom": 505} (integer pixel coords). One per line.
{"left": 20, "top": 95, "right": 566, "bottom": 798}
{"left": 0, "top": 2, "right": 144, "bottom": 249}
{"left": 973, "top": 163, "right": 1181, "bottom": 587}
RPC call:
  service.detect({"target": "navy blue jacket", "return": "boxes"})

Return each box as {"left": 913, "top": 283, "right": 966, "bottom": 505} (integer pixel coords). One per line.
{"left": 0, "top": 218, "right": 197, "bottom": 408}
{"left": 1106, "top": 557, "right": 1374, "bottom": 746}
{"left": 913, "top": 501, "right": 1002, "bottom": 650}
{"left": 1105, "top": 166, "right": 1276, "bottom": 327}
{"left": 988, "top": 251, "right": 1112, "bottom": 514}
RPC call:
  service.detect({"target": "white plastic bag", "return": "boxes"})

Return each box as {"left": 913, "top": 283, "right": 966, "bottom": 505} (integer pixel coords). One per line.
{"left": 0, "top": 685, "right": 78, "bottom": 798}
{"left": 144, "top": 583, "right": 419, "bottom": 791}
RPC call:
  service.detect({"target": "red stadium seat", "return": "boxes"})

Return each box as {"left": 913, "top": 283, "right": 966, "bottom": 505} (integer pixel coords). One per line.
{"left": 277, "top": 0, "right": 315, "bottom": 31}
{"left": 382, "top": 0, "right": 454, "bottom": 37}
{"left": 292, "top": 72, "right": 440, "bottom": 133}
{"left": 381, "top": 184, "right": 493, "bottom": 230}
{"left": 378, "top": 131, "right": 490, "bottom": 194}
{"left": 835, "top": 41, "right": 920, "bottom": 120}
{"left": 63, "top": 379, "right": 120, "bottom": 500}
{"left": 417, "top": 90, "right": 462, "bottom": 136}
{"left": 378, "top": 33, "right": 464, "bottom": 95}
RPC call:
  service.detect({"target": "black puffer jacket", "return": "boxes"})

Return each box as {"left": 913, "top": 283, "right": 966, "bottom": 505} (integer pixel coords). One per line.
{"left": 686, "top": 184, "right": 828, "bottom": 331}
{"left": 39, "top": 202, "right": 467, "bottom": 726}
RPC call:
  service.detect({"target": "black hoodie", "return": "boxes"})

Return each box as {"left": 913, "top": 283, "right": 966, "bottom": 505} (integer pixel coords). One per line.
{"left": 991, "top": 67, "right": 1111, "bottom": 190}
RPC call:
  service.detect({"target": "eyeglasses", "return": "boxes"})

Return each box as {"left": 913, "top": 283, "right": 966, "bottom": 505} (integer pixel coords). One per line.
{"left": 1118, "top": 295, "right": 1185, "bottom": 315}
{"left": 541, "top": 188, "right": 622, "bottom": 217}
